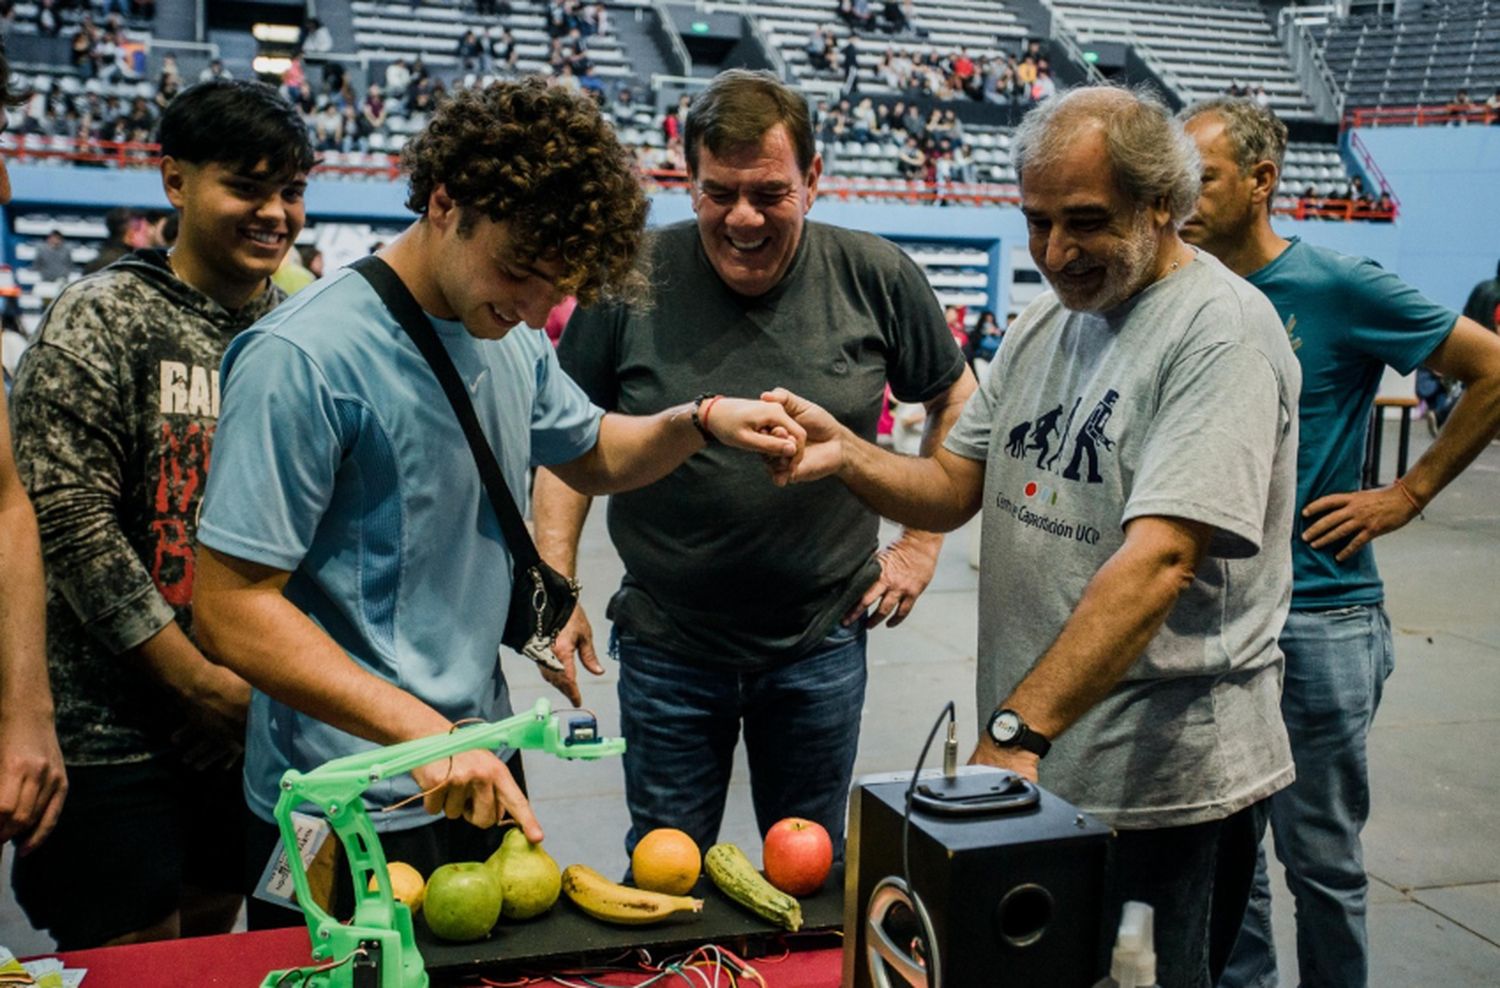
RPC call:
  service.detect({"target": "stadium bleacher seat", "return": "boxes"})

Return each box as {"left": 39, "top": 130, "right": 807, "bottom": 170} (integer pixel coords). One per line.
{"left": 0, "top": 0, "right": 1390, "bottom": 341}
{"left": 1049, "top": 0, "right": 1319, "bottom": 118}
{"left": 1318, "top": 0, "right": 1500, "bottom": 109}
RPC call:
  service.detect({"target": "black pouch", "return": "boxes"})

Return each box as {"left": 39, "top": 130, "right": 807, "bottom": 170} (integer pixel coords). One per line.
{"left": 353, "top": 256, "right": 578, "bottom": 672}
{"left": 505, "top": 562, "right": 580, "bottom": 671}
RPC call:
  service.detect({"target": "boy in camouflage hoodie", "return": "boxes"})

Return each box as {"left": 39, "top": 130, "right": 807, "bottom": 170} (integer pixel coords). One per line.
{"left": 9, "top": 79, "right": 314, "bottom": 949}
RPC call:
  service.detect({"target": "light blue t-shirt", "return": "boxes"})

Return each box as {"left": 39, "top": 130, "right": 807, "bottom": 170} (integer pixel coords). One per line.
{"left": 198, "top": 268, "right": 603, "bottom": 828}
{"left": 1247, "top": 238, "right": 1455, "bottom": 609}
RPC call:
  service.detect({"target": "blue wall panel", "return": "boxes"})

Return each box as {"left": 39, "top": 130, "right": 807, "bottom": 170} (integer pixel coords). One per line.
{"left": 1352, "top": 126, "right": 1500, "bottom": 310}
{"left": 1270, "top": 216, "right": 1401, "bottom": 271}
{"left": 5, "top": 164, "right": 408, "bottom": 219}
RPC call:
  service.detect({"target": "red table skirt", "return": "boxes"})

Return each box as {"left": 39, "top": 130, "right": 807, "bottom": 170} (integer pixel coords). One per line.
{"left": 43, "top": 927, "right": 843, "bottom": 987}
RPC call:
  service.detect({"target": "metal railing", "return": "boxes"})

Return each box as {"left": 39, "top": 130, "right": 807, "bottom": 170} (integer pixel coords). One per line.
{"left": 1344, "top": 127, "right": 1401, "bottom": 214}
{"left": 1045, "top": 6, "right": 1187, "bottom": 95}
{"left": 1342, "top": 129, "right": 1401, "bottom": 215}
{"left": 1042, "top": 6, "right": 1108, "bottom": 86}
{"left": 1276, "top": 8, "right": 1344, "bottom": 122}
{"left": 1344, "top": 102, "right": 1500, "bottom": 128}
{"left": 1274, "top": 193, "right": 1396, "bottom": 222}
{"left": 147, "top": 38, "right": 222, "bottom": 60}
{"left": 741, "top": 5, "right": 790, "bottom": 83}
{"left": 1119, "top": 30, "right": 1193, "bottom": 101}
{"left": 648, "top": 73, "right": 839, "bottom": 101}
{"left": 651, "top": 0, "right": 693, "bottom": 76}
{"left": 648, "top": 72, "right": 713, "bottom": 93}
{"left": 0, "top": 135, "right": 1399, "bottom": 221}
{"left": 1277, "top": 3, "right": 1342, "bottom": 33}
{"left": 675, "top": 0, "right": 791, "bottom": 82}
{"left": 3, "top": 137, "right": 163, "bottom": 171}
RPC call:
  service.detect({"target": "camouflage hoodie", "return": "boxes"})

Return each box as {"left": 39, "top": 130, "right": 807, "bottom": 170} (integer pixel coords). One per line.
{"left": 10, "top": 250, "right": 285, "bottom": 765}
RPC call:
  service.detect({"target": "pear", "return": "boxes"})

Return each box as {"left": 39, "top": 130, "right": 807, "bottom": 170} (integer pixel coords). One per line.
{"left": 487, "top": 826, "right": 563, "bottom": 920}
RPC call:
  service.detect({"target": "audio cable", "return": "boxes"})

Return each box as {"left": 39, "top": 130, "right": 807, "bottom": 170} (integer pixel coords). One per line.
{"left": 901, "top": 701, "right": 957, "bottom": 935}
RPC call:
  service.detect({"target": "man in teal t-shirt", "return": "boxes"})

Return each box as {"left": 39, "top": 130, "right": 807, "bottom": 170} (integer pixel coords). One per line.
{"left": 1182, "top": 99, "right": 1500, "bottom": 988}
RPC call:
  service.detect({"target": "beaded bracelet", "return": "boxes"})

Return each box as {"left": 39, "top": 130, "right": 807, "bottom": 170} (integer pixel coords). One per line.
{"left": 692, "top": 393, "right": 721, "bottom": 444}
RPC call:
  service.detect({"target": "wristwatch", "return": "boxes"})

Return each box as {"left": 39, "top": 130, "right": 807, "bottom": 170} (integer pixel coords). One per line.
{"left": 986, "top": 708, "right": 1051, "bottom": 758}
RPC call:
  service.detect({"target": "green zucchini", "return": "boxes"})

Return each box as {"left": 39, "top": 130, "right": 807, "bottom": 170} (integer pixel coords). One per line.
{"left": 704, "top": 843, "right": 803, "bottom": 932}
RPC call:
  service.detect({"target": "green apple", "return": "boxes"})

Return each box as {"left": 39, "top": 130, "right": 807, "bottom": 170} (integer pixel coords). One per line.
{"left": 424, "top": 862, "right": 503, "bottom": 941}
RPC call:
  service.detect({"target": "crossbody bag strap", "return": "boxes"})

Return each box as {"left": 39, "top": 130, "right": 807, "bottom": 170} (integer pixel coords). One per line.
{"left": 350, "top": 255, "right": 542, "bottom": 572}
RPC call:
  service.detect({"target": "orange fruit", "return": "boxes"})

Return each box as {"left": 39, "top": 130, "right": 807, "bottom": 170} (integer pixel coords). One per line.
{"left": 631, "top": 828, "right": 702, "bottom": 895}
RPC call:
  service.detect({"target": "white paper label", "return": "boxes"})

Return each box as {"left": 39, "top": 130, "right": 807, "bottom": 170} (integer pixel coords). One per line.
{"left": 253, "top": 812, "right": 332, "bottom": 906}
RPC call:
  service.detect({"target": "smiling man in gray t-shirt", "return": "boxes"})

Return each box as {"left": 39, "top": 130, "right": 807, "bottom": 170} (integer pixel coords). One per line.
{"left": 767, "top": 86, "right": 1298, "bottom": 988}
{"left": 531, "top": 71, "right": 974, "bottom": 867}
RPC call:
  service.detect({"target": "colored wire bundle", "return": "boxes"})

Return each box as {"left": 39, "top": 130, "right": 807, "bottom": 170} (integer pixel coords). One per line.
{"left": 473, "top": 943, "right": 767, "bottom": 988}
{"left": 272, "top": 946, "right": 369, "bottom": 987}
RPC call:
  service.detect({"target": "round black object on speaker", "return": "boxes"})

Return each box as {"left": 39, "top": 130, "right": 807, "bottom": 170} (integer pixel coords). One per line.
{"left": 995, "top": 882, "right": 1054, "bottom": 949}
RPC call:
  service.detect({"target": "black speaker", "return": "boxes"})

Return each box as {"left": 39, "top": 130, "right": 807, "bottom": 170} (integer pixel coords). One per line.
{"left": 843, "top": 767, "right": 1114, "bottom": 988}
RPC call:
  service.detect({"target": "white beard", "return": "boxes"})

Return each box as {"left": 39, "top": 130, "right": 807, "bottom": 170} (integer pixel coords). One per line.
{"left": 1048, "top": 209, "right": 1161, "bottom": 314}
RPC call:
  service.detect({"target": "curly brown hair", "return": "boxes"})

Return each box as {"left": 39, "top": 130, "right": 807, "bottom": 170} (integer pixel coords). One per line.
{"left": 401, "top": 79, "right": 649, "bottom": 305}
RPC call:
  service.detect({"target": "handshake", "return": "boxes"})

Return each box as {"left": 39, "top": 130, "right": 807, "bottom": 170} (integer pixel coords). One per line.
{"left": 703, "top": 389, "right": 849, "bottom": 487}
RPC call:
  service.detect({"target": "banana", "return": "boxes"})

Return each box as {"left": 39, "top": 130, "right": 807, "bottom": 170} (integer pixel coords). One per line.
{"left": 704, "top": 843, "right": 803, "bottom": 932}
{"left": 560, "top": 864, "right": 704, "bottom": 925}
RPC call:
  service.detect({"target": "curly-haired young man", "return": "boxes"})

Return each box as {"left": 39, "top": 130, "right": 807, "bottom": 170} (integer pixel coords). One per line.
{"left": 187, "top": 80, "right": 805, "bottom": 925}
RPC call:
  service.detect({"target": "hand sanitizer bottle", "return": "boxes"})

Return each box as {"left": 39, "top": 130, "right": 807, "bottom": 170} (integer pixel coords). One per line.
{"left": 1092, "top": 900, "right": 1158, "bottom": 988}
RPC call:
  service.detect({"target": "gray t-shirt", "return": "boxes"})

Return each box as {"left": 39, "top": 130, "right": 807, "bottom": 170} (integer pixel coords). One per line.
{"left": 944, "top": 250, "right": 1298, "bottom": 829}
{"left": 560, "top": 220, "right": 965, "bottom": 664}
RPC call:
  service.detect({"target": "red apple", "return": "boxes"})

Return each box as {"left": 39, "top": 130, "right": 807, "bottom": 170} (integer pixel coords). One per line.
{"left": 763, "top": 817, "right": 833, "bottom": 896}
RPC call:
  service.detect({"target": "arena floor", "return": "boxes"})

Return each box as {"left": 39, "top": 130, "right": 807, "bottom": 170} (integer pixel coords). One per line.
{"left": 2, "top": 427, "right": 1497, "bottom": 985}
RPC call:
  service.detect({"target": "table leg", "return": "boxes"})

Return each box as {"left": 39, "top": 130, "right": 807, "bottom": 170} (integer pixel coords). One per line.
{"left": 1397, "top": 408, "right": 1412, "bottom": 478}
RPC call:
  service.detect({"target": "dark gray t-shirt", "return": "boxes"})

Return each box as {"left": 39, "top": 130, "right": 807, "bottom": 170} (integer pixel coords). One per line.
{"left": 560, "top": 220, "right": 964, "bottom": 664}
{"left": 945, "top": 250, "right": 1299, "bottom": 828}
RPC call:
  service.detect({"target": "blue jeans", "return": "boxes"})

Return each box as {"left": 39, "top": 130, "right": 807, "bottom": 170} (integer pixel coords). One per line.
{"left": 613, "top": 623, "right": 867, "bottom": 860}
{"left": 1219, "top": 605, "right": 1395, "bottom": 988}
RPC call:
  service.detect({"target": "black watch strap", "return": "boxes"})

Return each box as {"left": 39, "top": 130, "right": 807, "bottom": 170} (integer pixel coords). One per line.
{"left": 987, "top": 707, "right": 1052, "bottom": 758}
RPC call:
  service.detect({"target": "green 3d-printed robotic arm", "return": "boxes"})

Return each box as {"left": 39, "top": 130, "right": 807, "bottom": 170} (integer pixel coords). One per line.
{"left": 261, "top": 698, "right": 625, "bottom": 988}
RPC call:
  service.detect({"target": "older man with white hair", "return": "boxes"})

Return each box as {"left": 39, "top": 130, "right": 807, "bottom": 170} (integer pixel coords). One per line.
{"left": 767, "top": 85, "right": 1300, "bottom": 988}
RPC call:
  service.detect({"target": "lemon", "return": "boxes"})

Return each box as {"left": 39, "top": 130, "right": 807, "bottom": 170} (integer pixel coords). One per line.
{"left": 369, "top": 860, "right": 427, "bottom": 914}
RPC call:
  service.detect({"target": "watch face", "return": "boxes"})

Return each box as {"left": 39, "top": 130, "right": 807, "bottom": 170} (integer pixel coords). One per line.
{"left": 991, "top": 710, "right": 1021, "bottom": 743}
